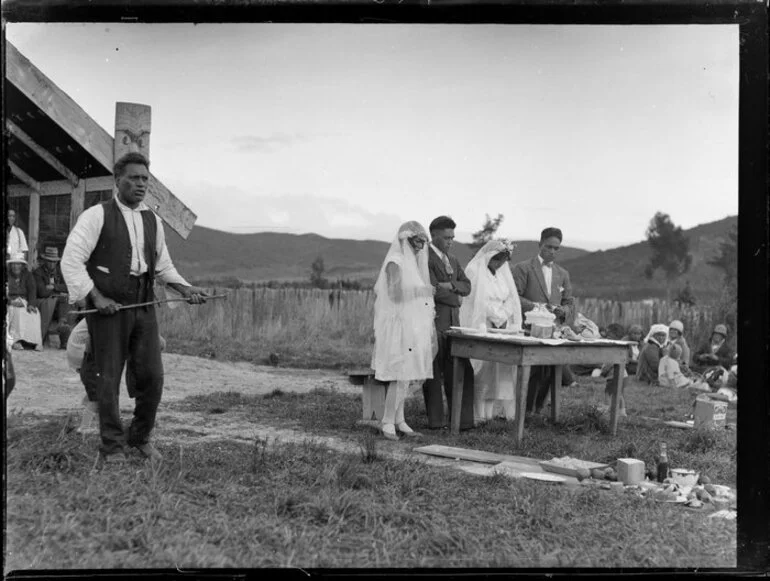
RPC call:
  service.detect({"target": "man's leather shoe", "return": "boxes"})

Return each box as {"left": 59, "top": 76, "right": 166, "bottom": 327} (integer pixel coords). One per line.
{"left": 133, "top": 443, "right": 162, "bottom": 462}
{"left": 101, "top": 452, "right": 128, "bottom": 465}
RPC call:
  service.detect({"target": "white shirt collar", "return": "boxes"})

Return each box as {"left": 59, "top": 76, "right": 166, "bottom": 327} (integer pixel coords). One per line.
{"left": 115, "top": 194, "right": 148, "bottom": 213}
{"left": 538, "top": 255, "right": 553, "bottom": 268}
{"left": 430, "top": 243, "right": 447, "bottom": 260}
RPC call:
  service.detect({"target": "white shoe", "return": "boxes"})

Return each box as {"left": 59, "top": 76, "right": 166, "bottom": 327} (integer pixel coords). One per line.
{"left": 396, "top": 422, "right": 422, "bottom": 438}
{"left": 382, "top": 423, "right": 398, "bottom": 441}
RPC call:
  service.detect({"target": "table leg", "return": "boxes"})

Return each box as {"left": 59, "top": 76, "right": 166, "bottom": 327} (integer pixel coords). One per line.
{"left": 450, "top": 356, "right": 463, "bottom": 435}
{"left": 609, "top": 363, "right": 622, "bottom": 436}
{"left": 516, "top": 365, "right": 531, "bottom": 445}
{"left": 551, "top": 365, "right": 562, "bottom": 422}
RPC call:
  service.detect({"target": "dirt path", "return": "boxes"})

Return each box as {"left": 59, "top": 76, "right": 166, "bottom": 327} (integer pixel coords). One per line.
{"left": 6, "top": 348, "right": 486, "bottom": 475}
{"left": 8, "top": 348, "right": 358, "bottom": 414}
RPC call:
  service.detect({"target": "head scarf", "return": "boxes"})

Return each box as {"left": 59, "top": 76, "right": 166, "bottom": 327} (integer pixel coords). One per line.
{"left": 459, "top": 239, "right": 522, "bottom": 373}
{"left": 645, "top": 323, "right": 670, "bottom": 348}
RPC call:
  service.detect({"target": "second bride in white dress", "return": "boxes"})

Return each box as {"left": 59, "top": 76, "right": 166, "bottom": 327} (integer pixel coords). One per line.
{"left": 459, "top": 239, "right": 522, "bottom": 425}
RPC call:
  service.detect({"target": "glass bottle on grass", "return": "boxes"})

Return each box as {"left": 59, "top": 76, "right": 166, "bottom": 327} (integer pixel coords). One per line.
{"left": 657, "top": 443, "right": 670, "bottom": 483}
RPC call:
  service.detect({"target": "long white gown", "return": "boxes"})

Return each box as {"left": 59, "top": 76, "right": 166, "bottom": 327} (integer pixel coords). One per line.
{"left": 371, "top": 225, "right": 437, "bottom": 383}
{"left": 459, "top": 240, "right": 522, "bottom": 423}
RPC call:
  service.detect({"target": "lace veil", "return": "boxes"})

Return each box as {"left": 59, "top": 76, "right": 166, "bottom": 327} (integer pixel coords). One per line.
{"left": 372, "top": 221, "right": 437, "bottom": 377}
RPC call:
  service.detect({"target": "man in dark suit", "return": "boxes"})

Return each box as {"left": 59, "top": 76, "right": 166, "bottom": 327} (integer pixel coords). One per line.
{"left": 511, "top": 227, "right": 575, "bottom": 413}
{"left": 422, "top": 216, "right": 475, "bottom": 430}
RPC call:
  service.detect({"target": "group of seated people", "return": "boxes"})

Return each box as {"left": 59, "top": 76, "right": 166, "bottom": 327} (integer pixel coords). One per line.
{"left": 579, "top": 320, "right": 737, "bottom": 395}
{"left": 5, "top": 246, "right": 72, "bottom": 351}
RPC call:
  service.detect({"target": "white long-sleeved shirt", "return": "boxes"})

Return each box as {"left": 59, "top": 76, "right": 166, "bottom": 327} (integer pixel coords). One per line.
{"left": 61, "top": 196, "right": 189, "bottom": 304}
{"left": 6, "top": 226, "right": 28, "bottom": 256}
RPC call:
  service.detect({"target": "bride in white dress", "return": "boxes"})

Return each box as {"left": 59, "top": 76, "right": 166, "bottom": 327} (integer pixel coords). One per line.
{"left": 371, "top": 221, "right": 438, "bottom": 440}
{"left": 459, "top": 239, "right": 522, "bottom": 425}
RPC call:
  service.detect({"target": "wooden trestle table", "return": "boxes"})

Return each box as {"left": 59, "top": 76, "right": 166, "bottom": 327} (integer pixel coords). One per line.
{"left": 446, "top": 330, "right": 631, "bottom": 443}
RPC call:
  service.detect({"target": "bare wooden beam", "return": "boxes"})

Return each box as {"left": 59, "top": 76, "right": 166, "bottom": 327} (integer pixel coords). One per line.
{"left": 147, "top": 174, "right": 198, "bottom": 237}
{"left": 70, "top": 180, "right": 86, "bottom": 228}
{"left": 5, "top": 42, "right": 114, "bottom": 174}
{"left": 7, "top": 43, "right": 197, "bottom": 239}
{"left": 6, "top": 119, "right": 80, "bottom": 186}
{"left": 8, "top": 160, "right": 41, "bottom": 192}
{"left": 28, "top": 191, "right": 40, "bottom": 265}
{"left": 6, "top": 176, "right": 115, "bottom": 197}
{"left": 115, "top": 102, "right": 151, "bottom": 161}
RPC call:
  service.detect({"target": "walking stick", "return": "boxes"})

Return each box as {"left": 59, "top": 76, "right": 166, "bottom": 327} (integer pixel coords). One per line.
{"left": 72, "top": 293, "right": 229, "bottom": 315}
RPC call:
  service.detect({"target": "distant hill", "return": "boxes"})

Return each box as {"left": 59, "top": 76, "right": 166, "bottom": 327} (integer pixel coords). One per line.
{"left": 164, "top": 226, "right": 589, "bottom": 286}
{"left": 560, "top": 215, "right": 737, "bottom": 302}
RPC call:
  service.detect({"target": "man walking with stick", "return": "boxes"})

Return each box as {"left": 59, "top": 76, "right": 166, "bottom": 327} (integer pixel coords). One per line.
{"left": 62, "top": 152, "right": 209, "bottom": 466}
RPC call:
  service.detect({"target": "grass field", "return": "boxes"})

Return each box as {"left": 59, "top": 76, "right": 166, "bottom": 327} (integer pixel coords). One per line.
{"left": 5, "top": 375, "right": 737, "bottom": 570}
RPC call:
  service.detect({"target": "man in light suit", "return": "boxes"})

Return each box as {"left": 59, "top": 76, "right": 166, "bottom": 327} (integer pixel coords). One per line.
{"left": 422, "top": 215, "right": 475, "bottom": 430}
{"left": 511, "top": 227, "right": 575, "bottom": 413}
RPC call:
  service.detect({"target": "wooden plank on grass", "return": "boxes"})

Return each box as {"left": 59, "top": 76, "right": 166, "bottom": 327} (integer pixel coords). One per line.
{"left": 414, "top": 444, "right": 543, "bottom": 467}
{"left": 664, "top": 421, "right": 694, "bottom": 429}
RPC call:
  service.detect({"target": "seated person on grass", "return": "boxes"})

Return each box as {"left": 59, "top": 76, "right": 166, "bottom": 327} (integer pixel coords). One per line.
{"left": 620, "top": 324, "right": 645, "bottom": 376}
{"left": 667, "top": 319, "right": 691, "bottom": 373}
{"left": 692, "top": 324, "right": 734, "bottom": 375}
{"left": 597, "top": 324, "right": 635, "bottom": 417}
{"left": 726, "top": 354, "right": 737, "bottom": 389}
{"left": 658, "top": 343, "right": 692, "bottom": 389}
{"left": 33, "top": 246, "right": 71, "bottom": 349}
{"left": 6, "top": 253, "right": 43, "bottom": 351}
{"left": 636, "top": 324, "right": 669, "bottom": 385}
{"left": 582, "top": 323, "right": 626, "bottom": 377}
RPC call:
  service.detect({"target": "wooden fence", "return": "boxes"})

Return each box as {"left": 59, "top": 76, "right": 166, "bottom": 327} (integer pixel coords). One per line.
{"left": 159, "top": 288, "right": 724, "bottom": 352}
{"left": 573, "top": 298, "right": 717, "bottom": 335}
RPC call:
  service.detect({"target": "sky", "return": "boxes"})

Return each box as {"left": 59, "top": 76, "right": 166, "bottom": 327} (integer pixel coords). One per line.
{"left": 5, "top": 23, "right": 738, "bottom": 250}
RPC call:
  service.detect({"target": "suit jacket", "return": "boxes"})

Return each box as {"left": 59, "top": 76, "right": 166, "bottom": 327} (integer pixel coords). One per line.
{"left": 33, "top": 264, "right": 68, "bottom": 299}
{"left": 511, "top": 257, "right": 574, "bottom": 322}
{"left": 428, "top": 248, "right": 471, "bottom": 332}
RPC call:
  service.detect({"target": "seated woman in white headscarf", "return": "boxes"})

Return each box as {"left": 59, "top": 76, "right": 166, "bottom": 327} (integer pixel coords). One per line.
{"left": 6, "top": 253, "right": 43, "bottom": 351}
{"left": 636, "top": 323, "right": 669, "bottom": 385}
{"left": 459, "top": 239, "right": 522, "bottom": 425}
{"left": 371, "top": 221, "right": 438, "bottom": 441}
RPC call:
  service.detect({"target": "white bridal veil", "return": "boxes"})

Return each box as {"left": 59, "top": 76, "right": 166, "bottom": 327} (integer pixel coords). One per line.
{"left": 460, "top": 239, "right": 522, "bottom": 373}
{"left": 371, "top": 221, "right": 438, "bottom": 381}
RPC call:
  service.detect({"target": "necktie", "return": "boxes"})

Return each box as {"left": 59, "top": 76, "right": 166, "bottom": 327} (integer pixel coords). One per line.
{"left": 442, "top": 254, "right": 454, "bottom": 276}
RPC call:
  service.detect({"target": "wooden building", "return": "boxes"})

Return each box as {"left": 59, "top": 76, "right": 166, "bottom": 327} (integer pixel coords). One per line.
{"left": 5, "top": 41, "right": 197, "bottom": 265}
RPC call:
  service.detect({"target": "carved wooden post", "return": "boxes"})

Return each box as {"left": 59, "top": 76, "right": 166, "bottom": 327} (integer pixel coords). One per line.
{"left": 114, "top": 102, "right": 151, "bottom": 161}
{"left": 114, "top": 102, "right": 152, "bottom": 207}
{"left": 70, "top": 180, "right": 85, "bottom": 229}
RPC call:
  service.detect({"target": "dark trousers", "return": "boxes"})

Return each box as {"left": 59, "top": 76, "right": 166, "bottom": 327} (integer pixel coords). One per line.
{"left": 422, "top": 333, "right": 475, "bottom": 429}
{"left": 87, "top": 276, "right": 163, "bottom": 456}
{"left": 39, "top": 295, "right": 72, "bottom": 347}
{"left": 81, "top": 349, "right": 138, "bottom": 402}
{"left": 526, "top": 366, "right": 553, "bottom": 413}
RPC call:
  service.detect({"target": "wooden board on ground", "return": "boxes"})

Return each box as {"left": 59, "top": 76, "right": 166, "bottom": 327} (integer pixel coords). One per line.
{"left": 539, "top": 458, "right": 611, "bottom": 478}
{"left": 414, "top": 444, "right": 543, "bottom": 467}
{"left": 664, "top": 420, "right": 695, "bottom": 429}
